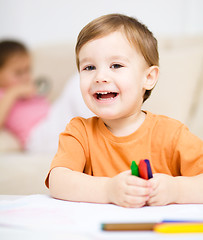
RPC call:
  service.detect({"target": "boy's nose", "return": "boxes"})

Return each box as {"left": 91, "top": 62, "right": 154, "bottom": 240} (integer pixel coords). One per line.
{"left": 94, "top": 69, "right": 110, "bottom": 83}
{"left": 96, "top": 78, "right": 108, "bottom": 83}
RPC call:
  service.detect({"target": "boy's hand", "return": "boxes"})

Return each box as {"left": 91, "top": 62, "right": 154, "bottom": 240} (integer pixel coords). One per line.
{"left": 147, "top": 173, "right": 178, "bottom": 206}
{"left": 107, "top": 170, "right": 151, "bottom": 208}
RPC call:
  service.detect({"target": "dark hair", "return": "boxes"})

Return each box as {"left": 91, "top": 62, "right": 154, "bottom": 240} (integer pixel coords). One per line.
{"left": 0, "top": 40, "right": 28, "bottom": 68}
{"left": 75, "top": 13, "right": 159, "bottom": 102}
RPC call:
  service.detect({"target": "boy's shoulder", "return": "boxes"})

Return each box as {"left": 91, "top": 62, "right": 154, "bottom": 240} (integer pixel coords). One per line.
{"left": 66, "top": 116, "right": 99, "bottom": 131}
{"left": 147, "top": 111, "right": 187, "bottom": 134}
{"left": 149, "top": 111, "right": 183, "bottom": 125}
{"left": 63, "top": 116, "right": 101, "bottom": 142}
{"left": 69, "top": 115, "right": 99, "bottom": 124}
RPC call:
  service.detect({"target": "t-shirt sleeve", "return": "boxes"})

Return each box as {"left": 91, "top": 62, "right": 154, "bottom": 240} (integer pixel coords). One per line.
{"left": 172, "top": 125, "right": 203, "bottom": 176}
{"left": 45, "top": 118, "right": 89, "bottom": 187}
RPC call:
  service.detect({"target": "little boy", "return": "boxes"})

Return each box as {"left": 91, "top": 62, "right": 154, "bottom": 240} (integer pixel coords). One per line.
{"left": 45, "top": 14, "right": 203, "bottom": 208}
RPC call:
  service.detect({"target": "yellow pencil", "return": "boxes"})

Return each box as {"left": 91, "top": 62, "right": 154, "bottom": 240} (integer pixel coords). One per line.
{"left": 154, "top": 223, "right": 203, "bottom": 234}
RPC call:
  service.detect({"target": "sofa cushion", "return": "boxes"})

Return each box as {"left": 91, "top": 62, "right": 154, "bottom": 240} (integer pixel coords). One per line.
{"left": 143, "top": 44, "right": 203, "bottom": 127}
{"left": 0, "top": 130, "right": 21, "bottom": 152}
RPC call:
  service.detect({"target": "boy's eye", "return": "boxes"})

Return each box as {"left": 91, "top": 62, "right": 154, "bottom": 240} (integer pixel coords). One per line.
{"left": 84, "top": 65, "right": 96, "bottom": 71}
{"left": 111, "top": 64, "right": 123, "bottom": 69}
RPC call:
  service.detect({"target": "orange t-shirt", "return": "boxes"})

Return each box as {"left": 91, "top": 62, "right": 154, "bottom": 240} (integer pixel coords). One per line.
{"left": 45, "top": 111, "right": 203, "bottom": 187}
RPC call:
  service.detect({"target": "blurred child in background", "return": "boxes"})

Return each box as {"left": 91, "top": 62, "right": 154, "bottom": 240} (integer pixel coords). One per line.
{"left": 0, "top": 40, "right": 92, "bottom": 152}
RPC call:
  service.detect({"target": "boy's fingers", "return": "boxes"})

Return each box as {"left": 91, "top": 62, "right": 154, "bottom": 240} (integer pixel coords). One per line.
{"left": 147, "top": 198, "right": 156, "bottom": 206}
{"left": 125, "top": 185, "right": 150, "bottom": 197}
{"left": 121, "top": 170, "right": 132, "bottom": 175}
{"left": 147, "top": 195, "right": 160, "bottom": 206}
{"left": 148, "top": 187, "right": 158, "bottom": 198}
{"left": 124, "top": 195, "right": 147, "bottom": 208}
{"left": 127, "top": 175, "right": 149, "bottom": 187}
{"left": 148, "top": 177, "right": 158, "bottom": 190}
{"left": 147, "top": 185, "right": 160, "bottom": 205}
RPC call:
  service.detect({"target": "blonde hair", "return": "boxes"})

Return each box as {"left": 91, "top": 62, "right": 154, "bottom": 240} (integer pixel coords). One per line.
{"left": 75, "top": 13, "right": 159, "bottom": 102}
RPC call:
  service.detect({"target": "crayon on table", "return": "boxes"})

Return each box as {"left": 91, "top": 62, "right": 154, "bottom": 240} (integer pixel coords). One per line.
{"left": 102, "top": 221, "right": 203, "bottom": 232}
{"left": 102, "top": 222, "right": 155, "bottom": 231}
{"left": 154, "top": 222, "right": 203, "bottom": 233}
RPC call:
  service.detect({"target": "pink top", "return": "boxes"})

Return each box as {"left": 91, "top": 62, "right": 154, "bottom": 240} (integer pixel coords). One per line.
{"left": 0, "top": 89, "right": 50, "bottom": 147}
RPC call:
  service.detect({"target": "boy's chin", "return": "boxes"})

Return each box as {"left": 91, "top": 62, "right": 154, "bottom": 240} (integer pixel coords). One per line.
{"left": 88, "top": 107, "right": 121, "bottom": 120}
{"left": 96, "top": 113, "right": 121, "bottom": 120}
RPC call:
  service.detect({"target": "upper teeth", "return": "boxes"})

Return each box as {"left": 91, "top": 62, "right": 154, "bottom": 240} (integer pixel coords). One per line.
{"left": 97, "top": 92, "right": 109, "bottom": 94}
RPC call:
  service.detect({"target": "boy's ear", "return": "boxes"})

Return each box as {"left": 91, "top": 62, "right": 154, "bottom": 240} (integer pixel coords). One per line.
{"left": 144, "top": 66, "right": 159, "bottom": 90}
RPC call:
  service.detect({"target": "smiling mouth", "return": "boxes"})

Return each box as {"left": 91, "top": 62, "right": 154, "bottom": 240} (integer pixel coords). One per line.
{"left": 94, "top": 92, "right": 119, "bottom": 100}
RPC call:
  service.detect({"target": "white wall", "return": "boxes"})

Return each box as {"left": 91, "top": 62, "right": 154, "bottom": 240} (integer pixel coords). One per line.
{"left": 0, "top": 0, "right": 202, "bottom": 48}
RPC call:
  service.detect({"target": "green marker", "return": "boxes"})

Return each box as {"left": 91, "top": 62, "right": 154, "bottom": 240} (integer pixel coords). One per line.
{"left": 131, "top": 161, "right": 139, "bottom": 177}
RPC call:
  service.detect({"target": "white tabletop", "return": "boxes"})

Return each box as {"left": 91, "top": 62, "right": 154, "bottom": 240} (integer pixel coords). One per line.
{"left": 0, "top": 194, "right": 203, "bottom": 240}
{"left": 0, "top": 195, "right": 25, "bottom": 200}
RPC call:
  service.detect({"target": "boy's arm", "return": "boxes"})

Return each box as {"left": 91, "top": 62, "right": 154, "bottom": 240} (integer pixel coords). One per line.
{"left": 49, "top": 167, "right": 151, "bottom": 207}
{"left": 176, "top": 173, "right": 203, "bottom": 203}
{"left": 147, "top": 173, "right": 203, "bottom": 206}
{"left": 49, "top": 167, "right": 110, "bottom": 204}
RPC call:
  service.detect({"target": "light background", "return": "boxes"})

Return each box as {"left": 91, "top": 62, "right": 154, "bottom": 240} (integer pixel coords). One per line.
{"left": 0, "top": 0, "right": 202, "bottom": 48}
{"left": 0, "top": 0, "right": 202, "bottom": 194}
{"left": 0, "top": 0, "right": 202, "bottom": 138}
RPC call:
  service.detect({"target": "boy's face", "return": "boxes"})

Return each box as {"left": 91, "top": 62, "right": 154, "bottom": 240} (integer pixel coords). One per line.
{"left": 78, "top": 30, "right": 150, "bottom": 120}
{"left": 0, "top": 54, "right": 31, "bottom": 88}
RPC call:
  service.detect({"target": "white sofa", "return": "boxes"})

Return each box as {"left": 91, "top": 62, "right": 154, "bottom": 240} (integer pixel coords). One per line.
{"left": 0, "top": 36, "right": 203, "bottom": 195}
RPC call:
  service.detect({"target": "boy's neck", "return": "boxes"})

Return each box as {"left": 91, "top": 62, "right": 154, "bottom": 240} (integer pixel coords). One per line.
{"left": 102, "top": 111, "right": 146, "bottom": 137}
